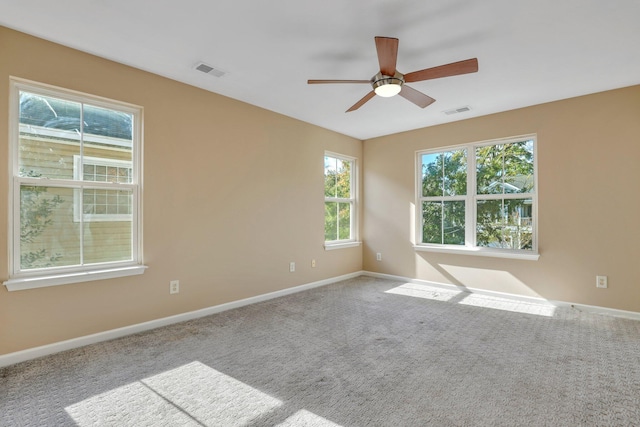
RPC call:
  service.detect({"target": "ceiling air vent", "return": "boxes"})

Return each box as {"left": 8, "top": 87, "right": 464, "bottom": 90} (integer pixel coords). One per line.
{"left": 443, "top": 106, "right": 471, "bottom": 116}
{"left": 194, "top": 62, "right": 226, "bottom": 78}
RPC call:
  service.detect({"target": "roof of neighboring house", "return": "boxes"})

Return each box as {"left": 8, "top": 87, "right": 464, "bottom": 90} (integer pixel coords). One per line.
{"left": 485, "top": 175, "right": 534, "bottom": 194}
{"left": 19, "top": 93, "right": 132, "bottom": 140}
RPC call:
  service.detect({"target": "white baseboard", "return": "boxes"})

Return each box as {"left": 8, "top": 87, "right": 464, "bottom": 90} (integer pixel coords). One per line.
{"left": 362, "top": 270, "right": 640, "bottom": 321}
{"left": 0, "top": 271, "right": 363, "bottom": 368}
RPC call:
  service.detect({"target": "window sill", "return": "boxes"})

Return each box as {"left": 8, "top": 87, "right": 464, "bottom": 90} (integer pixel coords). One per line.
{"left": 324, "top": 241, "right": 362, "bottom": 251}
{"left": 414, "top": 245, "right": 540, "bottom": 261}
{"left": 3, "top": 265, "right": 148, "bottom": 291}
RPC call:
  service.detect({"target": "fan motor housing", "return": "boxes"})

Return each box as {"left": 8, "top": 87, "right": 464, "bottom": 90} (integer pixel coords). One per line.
{"left": 371, "top": 71, "right": 404, "bottom": 91}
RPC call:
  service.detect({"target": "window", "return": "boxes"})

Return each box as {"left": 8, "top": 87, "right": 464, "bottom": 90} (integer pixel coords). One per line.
{"left": 5, "top": 79, "right": 145, "bottom": 290}
{"left": 73, "top": 156, "right": 133, "bottom": 222}
{"left": 324, "top": 153, "right": 358, "bottom": 248}
{"left": 417, "top": 135, "right": 537, "bottom": 259}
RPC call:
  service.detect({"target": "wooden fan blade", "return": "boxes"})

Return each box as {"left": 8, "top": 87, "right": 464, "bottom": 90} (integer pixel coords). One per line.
{"left": 308, "top": 79, "right": 370, "bottom": 84}
{"left": 375, "top": 36, "right": 399, "bottom": 76}
{"left": 404, "top": 58, "right": 478, "bottom": 83}
{"left": 346, "top": 91, "right": 376, "bottom": 112}
{"left": 399, "top": 85, "right": 436, "bottom": 108}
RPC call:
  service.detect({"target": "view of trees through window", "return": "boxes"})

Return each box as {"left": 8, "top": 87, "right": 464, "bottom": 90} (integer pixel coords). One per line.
{"left": 421, "top": 149, "right": 467, "bottom": 245}
{"left": 420, "top": 138, "right": 535, "bottom": 251}
{"left": 324, "top": 155, "right": 353, "bottom": 242}
{"left": 475, "top": 141, "right": 534, "bottom": 250}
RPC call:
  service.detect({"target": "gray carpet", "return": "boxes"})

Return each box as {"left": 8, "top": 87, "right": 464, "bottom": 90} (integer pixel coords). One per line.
{"left": 2, "top": 276, "right": 640, "bottom": 426}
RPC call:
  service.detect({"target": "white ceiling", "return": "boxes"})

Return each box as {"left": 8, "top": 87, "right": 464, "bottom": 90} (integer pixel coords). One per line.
{"left": 2, "top": 0, "right": 639, "bottom": 140}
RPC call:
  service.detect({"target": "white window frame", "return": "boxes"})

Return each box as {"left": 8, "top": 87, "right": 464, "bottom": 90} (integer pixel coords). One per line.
{"left": 4, "top": 78, "right": 146, "bottom": 291}
{"left": 324, "top": 152, "right": 361, "bottom": 250}
{"left": 415, "top": 134, "right": 539, "bottom": 260}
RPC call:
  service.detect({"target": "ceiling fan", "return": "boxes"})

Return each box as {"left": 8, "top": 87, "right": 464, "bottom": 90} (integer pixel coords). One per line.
{"left": 308, "top": 36, "right": 478, "bottom": 112}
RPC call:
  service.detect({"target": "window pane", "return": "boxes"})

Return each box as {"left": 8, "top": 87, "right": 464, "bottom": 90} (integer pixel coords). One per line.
{"left": 422, "top": 150, "right": 466, "bottom": 197}
{"left": 421, "top": 153, "right": 444, "bottom": 197}
{"left": 476, "top": 144, "right": 504, "bottom": 195}
{"left": 324, "top": 156, "right": 338, "bottom": 198}
{"left": 83, "top": 190, "right": 133, "bottom": 264}
{"left": 476, "top": 198, "right": 533, "bottom": 250}
{"left": 504, "top": 198, "right": 533, "bottom": 250}
{"left": 443, "top": 150, "right": 467, "bottom": 196}
{"left": 19, "top": 92, "right": 81, "bottom": 180}
{"left": 338, "top": 202, "right": 351, "bottom": 240}
{"left": 476, "top": 199, "right": 503, "bottom": 248}
{"left": 18, "top": 92, "right": 134, "bottom": 182}
{"left": 83, "top": 164, "right": 96, "bottom": 181}
{"left": 422, "top": 201, "right": 465, "bottom": 245}
{"left": 324, "top": 202, "right": 338, "bottom": 241}
{"left": 20, "top": 185, "right": 80, "bottom": 270}
{"left": 443, "top": 201, "right": 465, "bottom": 245}
{"left": 422, "top": 201, "right": 442, "bottom": 244}
{"left": 81, "top": 104, "right": 133, "bottom": 172}
{"left": 335, "top": 159, "right": 351, "bottom": 199}
{"left": 82, "top": 188, "right": 132, "bottom": 219}
{"left": 82, "top": 104, "right": 133, "bottom": 141}
{"left": 81, "top": 160, "right": 132, "bottom": 184}
{"left": 503, "top": 140, "right": 534, "bottom": 193}
{"left": 118, "top": 191, "right": 132, "bottom": 215}
{"left": 477, "top": 141, "right": 535, "bottom": 195}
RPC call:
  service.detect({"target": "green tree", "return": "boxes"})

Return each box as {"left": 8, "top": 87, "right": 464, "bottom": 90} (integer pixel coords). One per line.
{"left": 422, "top": 150, "right": 467, "bottom": 197}
{"left": 476, "top": 141, "right": 534, "bottom": 194}
{"left": 20, "top": 169, "right": 64, "bottom": 268}
{"left": 421, "top": 150, "right": 467, "bottom": 244}
{"left": 475, "top": 141, "right": 534, "bottom": 249}
{"left": 325, "top": 158, "right": 351, "bottom": 241}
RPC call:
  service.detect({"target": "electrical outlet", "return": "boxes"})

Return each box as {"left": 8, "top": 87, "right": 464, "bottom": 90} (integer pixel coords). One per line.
{"left": 311, "top": 259, "right": 316, "bottom": 268}
{"left": 289, "top": 262, "right": 295, "bottom": 272}
{"left": 170, "top": 280, "right": 180, "bottom": 294}
{"left": 376, "top": 253, "right": 382, "bottom": 261}
{"left": 596, "top": 275, "right": 608, "bottom": 288}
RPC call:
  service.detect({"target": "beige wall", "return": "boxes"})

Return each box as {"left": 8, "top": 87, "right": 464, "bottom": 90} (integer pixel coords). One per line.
{"left": 2, "top": 25, "right": 639, "bottom": 356}
{"left": 363, "top": 85, "right": 640, "bottom": 312}
{"left": 0, "top": 27, "right": 362, "bottom": 354}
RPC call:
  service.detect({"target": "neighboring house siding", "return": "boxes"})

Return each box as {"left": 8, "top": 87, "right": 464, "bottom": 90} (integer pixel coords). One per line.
{"left": 19, "top": 135, "right": 132, "bottom": 266}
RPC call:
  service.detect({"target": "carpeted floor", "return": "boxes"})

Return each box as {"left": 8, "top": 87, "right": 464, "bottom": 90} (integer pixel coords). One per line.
{"left": 2, "top": 276, "right": 640, "bottom": 426}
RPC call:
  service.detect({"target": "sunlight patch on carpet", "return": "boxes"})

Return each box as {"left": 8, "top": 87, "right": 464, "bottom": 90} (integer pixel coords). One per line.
{"left": 66, "top": 361, "right": 282, "bottom": 426}
{"left": 386, "top": 282, "right": 556, "bottom": 317}
{"left": 277, "top": 409, "right": 344, "bottom": 426}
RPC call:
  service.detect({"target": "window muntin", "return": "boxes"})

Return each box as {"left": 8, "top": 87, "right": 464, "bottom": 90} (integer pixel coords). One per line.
{"left": 10, "top": 80, "right": 142, "bottom": 277}
{"left": 417, "top": 136, "right": 536, "bottom": 254}
{"left": 324, "top": 153, "right": 356, "bottom": 243}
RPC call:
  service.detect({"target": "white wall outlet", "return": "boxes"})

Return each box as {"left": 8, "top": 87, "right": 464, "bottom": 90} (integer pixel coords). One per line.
{"left": 596, "top": 275, "right": 608, "bottom": 288}
{"left": 376, "top": 253, "right": 382, "bottom": 261}
{"left": 311, "top": 259, "right": 316, "bottom": 268}
{"left": 170, "top": 280, "right": 180, "bottom": 294}
{"left": 289, "top": 262, "right": 295, "bottom": 272}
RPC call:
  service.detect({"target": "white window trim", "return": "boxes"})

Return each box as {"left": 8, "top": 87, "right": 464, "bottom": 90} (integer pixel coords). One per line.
{"left": 415, "top": 134, "right": 539, "bottom": 260}
{"left": 3, "top": 265, "right": 148, "bottom": 291}
{"left": 324, "top": 151, "right": 361, "bottom": 250}
{"left": 324, "top": 241, "right": 362, "bottom": 251}
{"left": 5, "top": 77, "right": 146, "bottom": 291}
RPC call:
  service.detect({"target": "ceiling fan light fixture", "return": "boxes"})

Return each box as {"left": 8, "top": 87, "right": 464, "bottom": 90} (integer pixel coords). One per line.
{"left": 372, "top": 71, "right": 404, "bottom": 97}
{"left": 374, "top": 82, "right": 402, "bottom": 97}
